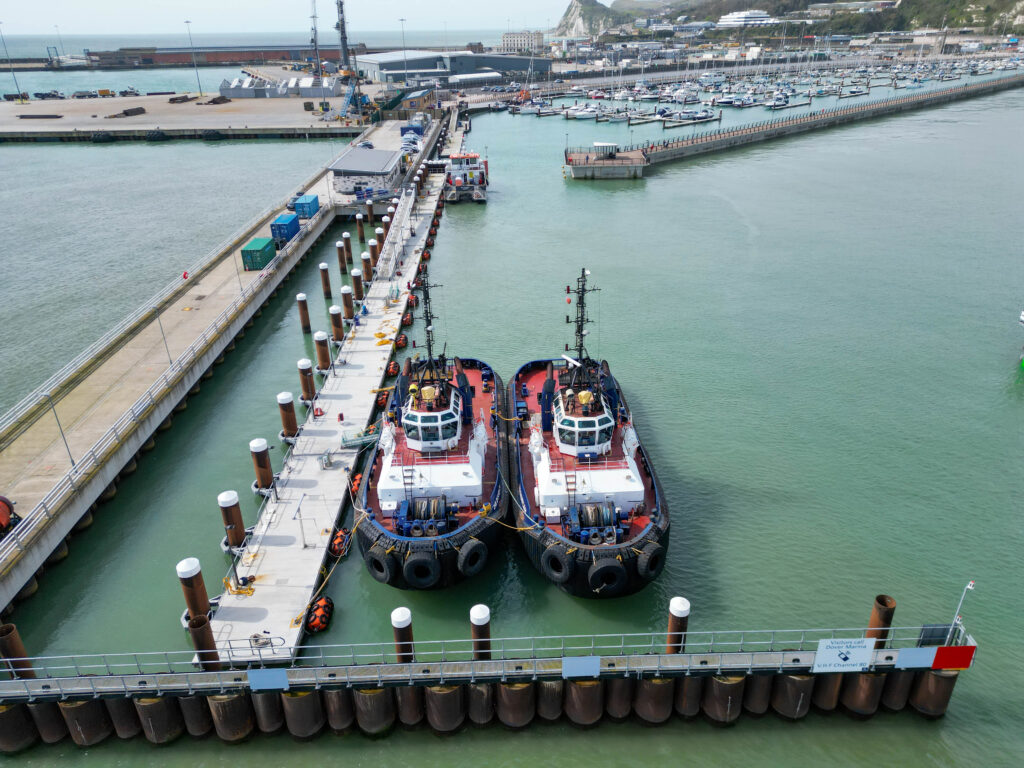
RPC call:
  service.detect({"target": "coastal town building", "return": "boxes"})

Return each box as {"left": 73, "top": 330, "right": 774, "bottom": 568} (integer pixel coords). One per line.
{"left": 499, "top": 31, "right": 546, "bottom": 53}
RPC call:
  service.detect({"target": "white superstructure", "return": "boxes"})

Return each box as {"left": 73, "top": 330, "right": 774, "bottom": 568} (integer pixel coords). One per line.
{"left": 374, "top": 395, "right": 489, "bottom": 509}
{"left": 527, "top": 417, "right": 645, "bottom": 516}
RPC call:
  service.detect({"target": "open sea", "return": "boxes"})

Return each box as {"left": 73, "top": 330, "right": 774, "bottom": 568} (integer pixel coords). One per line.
{"left": 1, "top": 80, "right": 1022, "bottom": 765}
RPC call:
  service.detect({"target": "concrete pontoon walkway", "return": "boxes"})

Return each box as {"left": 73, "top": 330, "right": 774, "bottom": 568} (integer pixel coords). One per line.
{"left": 209, "top": 174, "right": 445, "bottom": 662}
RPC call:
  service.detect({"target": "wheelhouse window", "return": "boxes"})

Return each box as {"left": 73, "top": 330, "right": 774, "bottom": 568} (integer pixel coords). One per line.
{"left": 441, "top": 418, "right": 458, "bottom": 440}
{"left": 421, "top": 426, "right": 440, "bottom": 441}
{"left": 558, "top": 427, "right": 576, "bottom": 445}
{"left": 405, "top": 424, "right": 420, "bottom": 440}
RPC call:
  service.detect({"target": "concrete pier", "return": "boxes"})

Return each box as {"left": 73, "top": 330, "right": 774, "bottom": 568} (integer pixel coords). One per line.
{"left": 0, "top": 116, "right": 445, "bottom": 611}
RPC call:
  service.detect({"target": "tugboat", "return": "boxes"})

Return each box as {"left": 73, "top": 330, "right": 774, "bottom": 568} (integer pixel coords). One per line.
{"left": 508, "top": 268, "right": 669, "bottom": 598}
{"left": 355, "top": 274, "right": 508, "bottom": 588}
{"left": 443, "top": 152, "right": 488, "bottom": 203}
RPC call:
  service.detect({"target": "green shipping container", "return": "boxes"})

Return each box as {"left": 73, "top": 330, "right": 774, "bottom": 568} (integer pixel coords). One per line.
{"left": 241, "top": 237, "right": 276, "bottom": 271}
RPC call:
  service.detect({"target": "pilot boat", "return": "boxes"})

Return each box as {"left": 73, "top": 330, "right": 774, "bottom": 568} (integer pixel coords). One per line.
{"left": 508, "top": 268, "right": 670, "bottom": 598}
{"left": 443, "top": 152, "right": 488, "bottom": 203}
{"left": 355, "top": 274, "right": 508, "bottom": 588}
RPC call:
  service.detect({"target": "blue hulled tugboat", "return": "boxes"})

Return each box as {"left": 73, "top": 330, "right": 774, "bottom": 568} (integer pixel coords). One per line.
{"left": 508, "top": 268, "right": 670, "bottom": 597}
{"left": 355, "top": 274, "right": 508, "bottom": 589}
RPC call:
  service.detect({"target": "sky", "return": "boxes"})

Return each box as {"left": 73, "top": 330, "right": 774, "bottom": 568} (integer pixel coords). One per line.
{"left": 0, "top": 0, "right": 613, "bottom": 35}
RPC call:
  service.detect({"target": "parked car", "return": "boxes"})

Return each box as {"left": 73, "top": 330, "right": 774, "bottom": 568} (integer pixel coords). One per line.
{"left": 287, "top": 193, "right": 304, "bottom": 211}
{"left": 356, "top": 140, "right": 374, "bottom": 149}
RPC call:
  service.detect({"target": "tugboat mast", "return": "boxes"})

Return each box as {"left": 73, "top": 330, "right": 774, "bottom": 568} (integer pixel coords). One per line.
{"left": 567, "top": 267, "right": 599, "bottom": 363}
{"left": 418, "top": 271, "right": 444, "bottom": 381}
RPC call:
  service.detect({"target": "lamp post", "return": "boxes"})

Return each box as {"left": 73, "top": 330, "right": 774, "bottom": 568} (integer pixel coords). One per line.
{"left": 45, "top": 393, "right": 75, "bottom": 469}
{"left": 185, "top": 20, "right": 203, "bottom": 97}
{"left": 0, "top": 22, "right": 23, "bottom": 101}
{"left": 399, "top": 18, "right": 408, "bottom": 87}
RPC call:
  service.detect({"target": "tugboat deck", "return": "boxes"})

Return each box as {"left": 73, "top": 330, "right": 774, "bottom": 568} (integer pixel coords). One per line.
{"left": 514, "top": 364, "right": 657, "bottom": 539}
{"left": 366, "top": 367, "right": 501, "bottom": 532}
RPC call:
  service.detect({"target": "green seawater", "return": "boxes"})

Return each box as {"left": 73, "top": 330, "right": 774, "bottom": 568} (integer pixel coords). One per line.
{"left": 3, "top": 89, "right": 1024, "bottom": 765}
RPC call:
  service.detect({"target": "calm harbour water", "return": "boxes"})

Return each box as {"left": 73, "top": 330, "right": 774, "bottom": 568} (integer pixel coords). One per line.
{"left": 2, "top": 88, "right": 1024, "bottom": 765}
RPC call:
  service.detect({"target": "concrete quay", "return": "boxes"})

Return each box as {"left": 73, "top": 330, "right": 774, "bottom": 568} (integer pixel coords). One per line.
{"left": 0, "top": 94, "right": 367, "bottom": 142}
{"left": 0, "top": 116, "right": 446, "bottom": 611}
{"left": 565, "top": 72, "right": 1024, "bottom": 179}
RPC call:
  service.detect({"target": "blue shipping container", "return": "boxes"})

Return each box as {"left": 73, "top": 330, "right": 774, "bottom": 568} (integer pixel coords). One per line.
{"left": 270, "top": 213, "right": 300, "bottom": 242}
{"left": 294, "top": 194, "right": 320, "bottom": 219}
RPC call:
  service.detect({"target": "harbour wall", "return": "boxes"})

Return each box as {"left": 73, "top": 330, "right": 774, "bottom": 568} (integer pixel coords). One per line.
{"left": 567, "top": 73, "right": 1024, "bottom": 179}
{"left": 0, "top": 125, "right": 365, "bottom": 143}
{"left": 0, "top": 206, "right": 337, "bottom": 611}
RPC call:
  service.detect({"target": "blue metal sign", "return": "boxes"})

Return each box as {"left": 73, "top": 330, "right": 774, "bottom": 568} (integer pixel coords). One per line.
{"left": 247, "top": 668, "right": 290, "bottom": 691}
{"left": 562, "top": 656, "right": 601, "bottom": 679}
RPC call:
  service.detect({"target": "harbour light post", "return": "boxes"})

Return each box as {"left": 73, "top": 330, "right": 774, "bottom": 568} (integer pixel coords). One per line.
{"left": 185, "top": 20, "right": 204, "bottom": 97}
{"left": 0, "top": 22, "right": 23, "bottom": 102}
{"left": 44, "top": 393, "right": 75, "bottom": 468}
{"left": 399, "top": 17, "right": 408, "bottom": 86}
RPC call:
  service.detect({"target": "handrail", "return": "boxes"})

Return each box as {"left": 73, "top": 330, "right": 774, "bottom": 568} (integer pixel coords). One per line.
{"left": 0, "top": 197, "right": 338, "bottom": 576}
{"left": 0, "top": 622, "right": 972, "bottom": 681}
{"left": 0, "top": 147, "right": 350, "bottom": 448}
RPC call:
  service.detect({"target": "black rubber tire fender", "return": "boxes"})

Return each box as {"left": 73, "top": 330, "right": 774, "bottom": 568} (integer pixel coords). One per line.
{"left": 364, "top": 544, "right": 397, "bottom": 585}
{"left": 587, "top": 558, "right": 628, "bottom": 596}
{"left": 540, "top": 543, "right": 574, "bottom": 585}
{"left": 403, "top": 550, "right": 442, "bottom": 589}
{"left": 457, "top": 538, "right": 488, "bottom": 578}
{"left": 635, "top": 541, "right": 666, "bottom": 581}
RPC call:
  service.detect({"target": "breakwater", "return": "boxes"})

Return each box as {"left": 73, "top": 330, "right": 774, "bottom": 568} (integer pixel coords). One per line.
{"left": 565, "top": 72, "right": 1024, "bottom": 178}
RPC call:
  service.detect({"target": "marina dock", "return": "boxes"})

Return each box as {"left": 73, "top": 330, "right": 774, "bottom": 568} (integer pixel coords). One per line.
{"left": 0, "top": 112, "right": 447, "bottom": 610}
{"left": 565, "top": 73, "right": 1024, "bottom": 179}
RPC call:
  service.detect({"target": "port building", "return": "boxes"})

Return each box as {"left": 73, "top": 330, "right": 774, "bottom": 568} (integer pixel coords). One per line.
{"left": 356, "top": 50, "right": 549, "bottom": 83}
